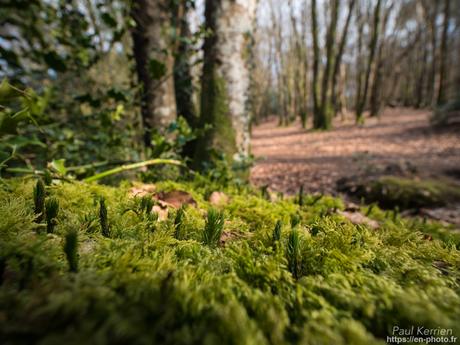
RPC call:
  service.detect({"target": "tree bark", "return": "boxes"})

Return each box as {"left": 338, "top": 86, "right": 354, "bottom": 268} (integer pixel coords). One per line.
{"left": 194, "top": 0, "right": 258, "bottom": 167}
{"left": 437, "top": 0, "right": 450, "bottom": 105}
{"left": 354, "top": 6, "right": 364, "bottom": 119}
{"left": 131, "top": 0, "right": 177, "bottom": 147}
{"left": 332, "top": 0, "right": 356, "bottom": 116}
{"left": 172, "top": 0, "right": 198, "bottom": 160}
{"left": 311, "top": 0, "right": 320, "bottom": 127}
{"left": 424, "top": 1, "right": 439, "bottom": 106}
{"left": 356, "top": 0, "right": 382, "bottom": 123}
{"left": 369, "top": 2, "right": 393, "bottom": 116}
{"left": 317, "top": 0, "right": 340, "bottom": 130}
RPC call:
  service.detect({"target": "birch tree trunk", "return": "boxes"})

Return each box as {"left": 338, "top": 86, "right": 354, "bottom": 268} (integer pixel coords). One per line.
{"left": 195, "top": 0, "right": 258, "bottom": 166}
{"left": 131, "top": 0, "right": 177, "bottom": 146}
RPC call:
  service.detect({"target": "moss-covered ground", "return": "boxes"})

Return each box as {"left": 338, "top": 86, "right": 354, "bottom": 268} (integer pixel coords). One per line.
{"left": 0, "top": 177, "right": 459, "bottom": 344}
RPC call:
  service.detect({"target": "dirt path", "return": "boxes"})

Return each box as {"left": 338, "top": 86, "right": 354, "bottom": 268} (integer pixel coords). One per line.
{"left": 250, "top": 108, "right": 460, "bottom": 196}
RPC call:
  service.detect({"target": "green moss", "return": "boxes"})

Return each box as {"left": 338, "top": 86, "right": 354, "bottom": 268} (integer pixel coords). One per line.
{"left": 0, "top": 177, "right": 459, "bottom": 344}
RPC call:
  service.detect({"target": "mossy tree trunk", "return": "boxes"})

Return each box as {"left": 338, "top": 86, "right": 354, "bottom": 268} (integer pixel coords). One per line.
{"left": 172, "top": 0, "right": 198, "bottom": 159}
{"left": 194, "top": 0, "right": 258, "bottom": 167}
{"left": 131, "top": 0, "right": 177, "bottom": 147}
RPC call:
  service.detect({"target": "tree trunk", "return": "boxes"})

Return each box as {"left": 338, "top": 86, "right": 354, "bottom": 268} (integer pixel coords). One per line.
{"left": 311, "top": 0, "right": 320, "bottom": 128}
{"left": 194, "top": 0, "right": 258, "bottom": 167}
{"left": 172, "top": 0, "right": 198, "bottom": 159}
{"left": 354, "top": 5, "right": 364, "bottom": 119}
{"left": 369, "top": 3, "right": 393, "bottom": 116}
{"left": 425, "top": 1, "right": 439, "bottom": 106}
{"left": 415, "top": 34, "right": 429, "bottom": 108}
{"left": 332, "top": 0, "right": 356, "bottom": 116}
{"left": 437, "top": 0, "right": 450, "bottom": 105}
{"left": 131, "top": 0, "right": 177, "bottom": 147}
{"left": 317, "top": 0, "right": 340, "bottom": 130}
{"left": 356, "top": 0, "right": 382, "bottom": 123}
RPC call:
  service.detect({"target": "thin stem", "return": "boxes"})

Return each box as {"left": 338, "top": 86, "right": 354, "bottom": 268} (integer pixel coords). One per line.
{"left": 83, "top": 159, "right": 184, "bottom": 183}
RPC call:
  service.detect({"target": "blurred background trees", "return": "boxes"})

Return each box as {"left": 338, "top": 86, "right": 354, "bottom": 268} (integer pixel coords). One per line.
{"left": 253, "top": 0, "right": 460, "bottom": 126}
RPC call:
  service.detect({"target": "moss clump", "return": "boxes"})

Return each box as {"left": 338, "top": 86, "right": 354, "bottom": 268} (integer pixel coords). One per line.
{"left": 0, "top": 177, "right": 459, "bottom": 344}
{"left": 350, "top": 176, "right": 460, "bottom": 209}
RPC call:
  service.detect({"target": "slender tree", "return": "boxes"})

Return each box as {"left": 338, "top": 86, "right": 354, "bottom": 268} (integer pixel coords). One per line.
{"left": 356, "top": 0, "right": 382, "bottom": 123}
{"left": 332, "top": 0, "right": 356, "bottom": 116}
{"left": 317, "top": 0, "right": 340, "bottom": 129}
{"left": 437, "top": 0, "right": 451, "bottom": 105}
{"left": 370, "top": 2, "right": 394, "bottom": 116}
{"left": 172, "top": 0, "right": 197, "bottom": 128}
{"left": 355, "top": 4, "right": 365, "bottom": 120}
{"left": 172, "top": 0, "right": 198, "bottom": 159}
{"left": 131, "top": 0, "right": 177, "bottom": 146}
{"left": 423, "top": 0, "right": 439, "bottom": 106}
{"left": 311, "top": 0, "right": 320, "bottom": 127}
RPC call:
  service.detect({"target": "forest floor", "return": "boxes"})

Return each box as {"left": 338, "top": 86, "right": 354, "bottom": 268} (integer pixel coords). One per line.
{"left": 251, "top": 107, "right": 460, "bottom": 225}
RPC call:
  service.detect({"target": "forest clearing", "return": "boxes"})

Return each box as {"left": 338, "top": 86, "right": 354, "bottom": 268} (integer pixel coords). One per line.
{"left": 1, "top": 0, "right": 460, "bottom": 344}
{"left": 251, "top": 108, "right": 460, "bottom": 226}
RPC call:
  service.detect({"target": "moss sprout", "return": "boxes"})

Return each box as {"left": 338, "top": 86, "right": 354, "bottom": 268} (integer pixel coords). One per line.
{"left": 45, "top": 197, "right": 59, "bottom": 233}
{"left": 63, "top": 229, "right": 78, "bottom": 273}
{"left": 272, "top": 220, "right": 282, "bottom": 243}
{"left": 99, "top": 197, "right": 110, "bottom": 237}
{"left": 174, "top": 205, "right": 186, "bottom": 239}
{"left": 202, "top": 208, "right": 225, "bottom": 247}
{"left": 33, "top": 178, "right": 45, "bottom": 222}
{"left": 298, "top": 185, "right": 304, "bottom": 206}
{"left": 286, "top": 228, "right": 301, "bottom": 279}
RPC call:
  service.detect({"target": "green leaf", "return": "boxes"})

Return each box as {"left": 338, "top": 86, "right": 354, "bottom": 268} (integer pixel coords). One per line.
{"left": 0, "top": 78, "right": 24, "bottom": 103}
{"left": 49, "top": 159, "right": 67, "bottom": 175}
{"left": 0, "top": 109, "right": 29, "bottom": 135}
{"left": 107, "top": 88, "right": 127, "bottom": 102}
{"left": 43, "top": 52, "right": 67, "bottom": 72}
{"left": 149, "top": 58, "right": 167, "bottom": 80}
{"left": 101, "top": 12, "right": 117, "bottom": 28}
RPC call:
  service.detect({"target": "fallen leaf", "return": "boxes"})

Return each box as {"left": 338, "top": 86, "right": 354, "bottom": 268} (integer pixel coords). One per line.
{"left": 129, "top": 184, "right": 156, "bottom": 198}
{"left": 156, "top": 190, "right": 197, "bottom": 209}
{"left": 209, "top": 191, "right": 229, "bottom": 206}
{"left": 338, "top": 210, "right": 379, "bottom": 230}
